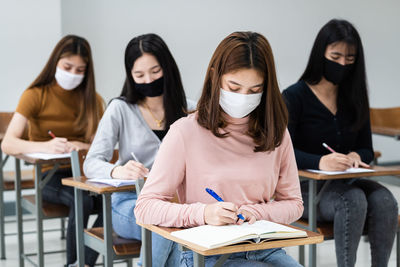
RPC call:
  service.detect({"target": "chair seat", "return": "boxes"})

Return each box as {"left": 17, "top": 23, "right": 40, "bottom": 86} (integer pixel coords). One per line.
{"left": 85, "top": 227, "right": 141, "bottom": 256}
{"left": 295, "top": 219, "right": 334, "bottom": 240}
{"left": 297, "top": 214, "right": 400, "bottom": 240}
{"left": 3, "top": 169, "right": 35, "bottom": 190}
{"left": 373, "top": 151, "right": 382, "bottom": 160}
{"left": 22, "top": 195, "right": 69, "bottom": 218}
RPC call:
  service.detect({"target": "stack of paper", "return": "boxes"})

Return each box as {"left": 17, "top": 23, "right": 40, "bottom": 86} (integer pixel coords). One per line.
{"left": 88, "top": 178, "right": 136, "bottom": 187}
{"left": 24, "top": 152, "right": 71, "bottom": 160}
{"left": 306, "top": 167, "right": 375, "bottom": 175}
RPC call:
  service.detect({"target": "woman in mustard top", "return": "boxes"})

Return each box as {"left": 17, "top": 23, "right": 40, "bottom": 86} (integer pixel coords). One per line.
{"left": 2, "top": 35, "right": 104, "bottom": 267}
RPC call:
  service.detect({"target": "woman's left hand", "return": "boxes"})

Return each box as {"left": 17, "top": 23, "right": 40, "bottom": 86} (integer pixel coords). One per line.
{"left": 347, "top": 152, "right": 370, "bottom": 168}
{"left": 66, "top": 141, "right": 90, "bottom": 152}
{"left": 236, "top": 209, "right": 256, "bottom": 225}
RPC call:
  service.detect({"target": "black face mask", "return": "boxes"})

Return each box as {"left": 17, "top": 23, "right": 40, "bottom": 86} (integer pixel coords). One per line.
{"left": 135, "top": 76, "right": 164, "bottom": 97}
{"left": 323, "top": 58, "right": 353, "bottom": 85}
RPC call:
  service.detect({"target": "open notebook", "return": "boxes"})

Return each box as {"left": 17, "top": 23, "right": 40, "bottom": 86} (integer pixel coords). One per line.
{"left": 171, "top": 220, "right": 307, "bottom": 249}
{"left": 24, "top": 152, "right": 71, "bottom": 160}
{"left": 305, "top": 167, "right": 375, "bottom": 175}
{"left": 88, "top": 178, "right": 136, "bottom": 187}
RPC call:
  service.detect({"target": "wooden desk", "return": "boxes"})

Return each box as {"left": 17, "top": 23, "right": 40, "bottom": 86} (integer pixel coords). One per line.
{"left": 299, "top": 166, "right": 400, "bottom": 267}
{"left": 62, "top": 174, "right": 142, "bottom": 267}
{"left": 13, "top": 154, "right": 71, "bottom": 267}
{"left": 137, "top": 222, "right": 323, "bottom": 267}
{"left": 371, "top": 126, "right": 400, "bottom": 140}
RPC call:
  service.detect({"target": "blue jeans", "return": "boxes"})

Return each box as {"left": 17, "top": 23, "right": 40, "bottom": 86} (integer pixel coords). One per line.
{"left": 181, "top": 248, "right": 302, "bottom": 267}
{"left": 111, "top": 192, "right": 180, "bottom": 267}
{"left": 301, "top": 179, "right": 398, "bottom": 267}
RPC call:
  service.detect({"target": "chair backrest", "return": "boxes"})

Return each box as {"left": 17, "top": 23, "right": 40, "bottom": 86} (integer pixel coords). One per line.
{"left": 370, "top": 107, "right": 400, "bottom": 129}
{"left": 71, "top": 149, "right": 119, "bottom": 177}
{"left": 0, "top": 112, "right": 29, "bottom": 140}
{"left": 0, "top": 112, "right": 13, "bottom": 134}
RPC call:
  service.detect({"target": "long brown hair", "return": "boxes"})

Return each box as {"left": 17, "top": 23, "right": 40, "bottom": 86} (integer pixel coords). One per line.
{"left": 197, "top": 31, "right": 288, "bottom": 152}
{"left": 28, "top": 35, "right": 103, "bottom": 141}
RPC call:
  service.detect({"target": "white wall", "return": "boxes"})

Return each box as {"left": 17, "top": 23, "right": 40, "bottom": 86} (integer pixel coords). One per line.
{"left": 60, "top": 0, "right": 400, "bottom": 162}
{"left": 0, "top": 0, "right": 62, "bottom": 199}
{"left": 0, "top": 0, "right": 62, "bottom": 111}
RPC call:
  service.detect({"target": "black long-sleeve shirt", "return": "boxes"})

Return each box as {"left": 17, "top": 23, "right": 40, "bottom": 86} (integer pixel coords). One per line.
{"left": 282, "top": 80, "right": 374, "bottom": 170}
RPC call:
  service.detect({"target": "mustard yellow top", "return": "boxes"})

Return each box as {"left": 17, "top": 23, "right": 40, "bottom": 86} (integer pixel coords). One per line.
{"left": 16, "top": 82, "right": 103, "bottom": 142}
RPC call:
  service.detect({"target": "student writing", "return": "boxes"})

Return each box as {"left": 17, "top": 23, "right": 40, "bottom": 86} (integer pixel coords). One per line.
{"left": 135, "top": 31, "right": 303, "bottom": 267}
{"left": 282, "top": 19, "right": 398, "bottom": 267}
{"left": 1, "top": 35, "right": 104, "bottom": 267}
{"left": 83, "top": 33, "right": 195, "bottom": 267}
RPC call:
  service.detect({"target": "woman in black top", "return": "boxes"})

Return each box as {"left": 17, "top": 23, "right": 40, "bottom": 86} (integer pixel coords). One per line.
{"left": 283, "top": 19, "right": 398, "bottom": 267}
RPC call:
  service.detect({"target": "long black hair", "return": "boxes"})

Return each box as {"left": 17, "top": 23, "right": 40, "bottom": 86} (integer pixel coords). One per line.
{"left": 300, "top": 19, "right": 369, "bottom": 131}
{"left": 119, "top": 33, "right": 188, "bottom": 130}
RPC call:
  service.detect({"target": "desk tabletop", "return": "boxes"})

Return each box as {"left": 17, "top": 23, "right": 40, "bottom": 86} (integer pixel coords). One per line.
{"left": 137, "top": 222, "right": 323, "bottom": 256}
{"left": 299, "top": 165, "right": 400, "bottom": 180}
{"left": 371, "top": 126, "right": 400, "bottom": 139}
{"left": 12, "top": 153, "right": 71, "bottom": 165}
{"left": 62, "top": 176, "right": 136, "bottom": 194}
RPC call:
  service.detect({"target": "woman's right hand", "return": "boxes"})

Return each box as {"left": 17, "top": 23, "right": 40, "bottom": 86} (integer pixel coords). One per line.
{"left": 319, "top": 152, "right": 353, "bottom": 171}
{"left": 204, "top": 202, "right": 240, "bottom": 226}
{"left": 44, "top": 137, "right": 69, "bottom": 154}
{"left": 111, "top": 160, "right": 149, "bottom": 180}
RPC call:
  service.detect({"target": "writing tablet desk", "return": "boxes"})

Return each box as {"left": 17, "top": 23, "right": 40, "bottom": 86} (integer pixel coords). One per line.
{"left": 137, "top": 222, "right": 323, "bottom": 267}
{"left": 62, "top": 176, "right": 142, "bottom": 267}
{"left": 299, "top": 166, "right": 400, "bottom": 267}
{"left": 13, "top": 154, "right": 71, "bottom": 267}
{"left": 371, "top": 126, "right": 400, "bottom": 140}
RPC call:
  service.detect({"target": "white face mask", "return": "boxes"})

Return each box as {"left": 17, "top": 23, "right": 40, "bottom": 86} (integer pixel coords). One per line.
{"left": 55, "top": 67, "right": 84, "bottom": 90}
{"left": 219, "top": 89, "right": 263, "bottom": 118}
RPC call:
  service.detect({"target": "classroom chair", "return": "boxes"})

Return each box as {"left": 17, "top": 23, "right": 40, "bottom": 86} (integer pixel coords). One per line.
{"left": 370, "top": 107, "right": 400, "bottom": 140}
{"left": 0, "top": 112, "right": 66, "bottom": 260}
{"left": 70, "top": 149, "right": 141, "bottom": 267}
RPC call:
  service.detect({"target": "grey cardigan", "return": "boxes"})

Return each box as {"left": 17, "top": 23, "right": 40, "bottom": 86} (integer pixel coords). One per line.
{"left": 83, "top": 98, "right": 196, "bottom": 179}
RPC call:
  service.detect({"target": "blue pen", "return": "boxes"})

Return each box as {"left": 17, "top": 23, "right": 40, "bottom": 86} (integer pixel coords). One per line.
{"left": 205, "top": 188, "right": 245, "bottom": 220}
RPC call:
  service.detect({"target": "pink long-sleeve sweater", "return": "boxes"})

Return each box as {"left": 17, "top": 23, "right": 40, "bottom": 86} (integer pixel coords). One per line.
{"left": 134, "top": 113, "right": 303, "bottom": 228}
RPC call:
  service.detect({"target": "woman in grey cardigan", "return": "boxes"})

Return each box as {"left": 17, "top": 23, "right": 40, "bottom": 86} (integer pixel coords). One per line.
{"left": 84, "top": 33, "right": 195, "bottom": 267}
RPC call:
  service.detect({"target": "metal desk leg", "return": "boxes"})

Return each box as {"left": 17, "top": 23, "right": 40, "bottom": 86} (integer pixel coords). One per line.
{"left": 0, "top": 149, "right": 5, "bottom": 259}
{"left": 193, "top": 252, "right": 205, "bottom": 267}
{"left": 15, "top": 158, "right": 24, "bottom": 267}
{"left": 142, "top": 227, "right": 152, "bottom": 267}
{"left": 75, "top": 188, "right": 85, "bottom": 267}
{"left": 71, "top": 150, "right": 85, "bottom": 267}
{"left": 35, "top": 165, "right": 44, "bottom": 267}
{"left": 308, "top": 179, "right": 317, "bottom": 267}
{"left": 103, "top": 194, "right": 113, "bottom": 267}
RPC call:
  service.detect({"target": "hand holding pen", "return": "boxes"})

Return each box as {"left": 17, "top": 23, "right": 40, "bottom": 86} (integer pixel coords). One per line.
{"left": 204, "top": 188, "right": 256, "bottom": 226}
{"left": 320, "top": 142, "right": 369, "bottom": 171}
{"left": 110, "top": 151, "right": 149, "bottom": 180}
{"left": 44, "top": 130, "right": 69, "bottom": 153}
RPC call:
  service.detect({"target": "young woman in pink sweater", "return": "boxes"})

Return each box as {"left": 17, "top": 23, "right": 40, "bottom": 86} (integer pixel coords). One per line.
{"left": 135, "top": 31, "right": 303, "bottom": 267}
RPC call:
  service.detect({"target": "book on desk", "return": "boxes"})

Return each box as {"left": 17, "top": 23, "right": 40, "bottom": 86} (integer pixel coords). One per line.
{"left": 171, "top": 220, "right": 307, "bottom": 249}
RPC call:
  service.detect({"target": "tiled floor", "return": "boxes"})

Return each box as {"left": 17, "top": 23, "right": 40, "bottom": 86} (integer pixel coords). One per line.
{"left": 1, "top": 181, "right": 399, "bottom": 267}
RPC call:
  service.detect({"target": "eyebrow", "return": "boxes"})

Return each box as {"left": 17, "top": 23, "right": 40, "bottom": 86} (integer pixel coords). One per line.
{"left": 331, "top": 52, "right": 356, "bottom": 57}
{"left": 64, "top": 62, "right": 86, "bottom": 68}
{"left": 228, "top": 80, "right": 263, "bottom": 88}
{"left": 133, "top": 65, "right": 160, "bottom": 74}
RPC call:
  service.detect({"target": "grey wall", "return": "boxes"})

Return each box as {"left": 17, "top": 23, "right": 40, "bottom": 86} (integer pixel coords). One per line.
{"left": 1, "top": 0, "right": 399, "bottom": 163}
{"left": 0, "top": 0, "right": 61, "bottom": 199}
{"left": 60, "top": 0, "right": 400, "bottom": 162}
{"left": 1, "top": 0, "right": 62, "bottom": 111}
